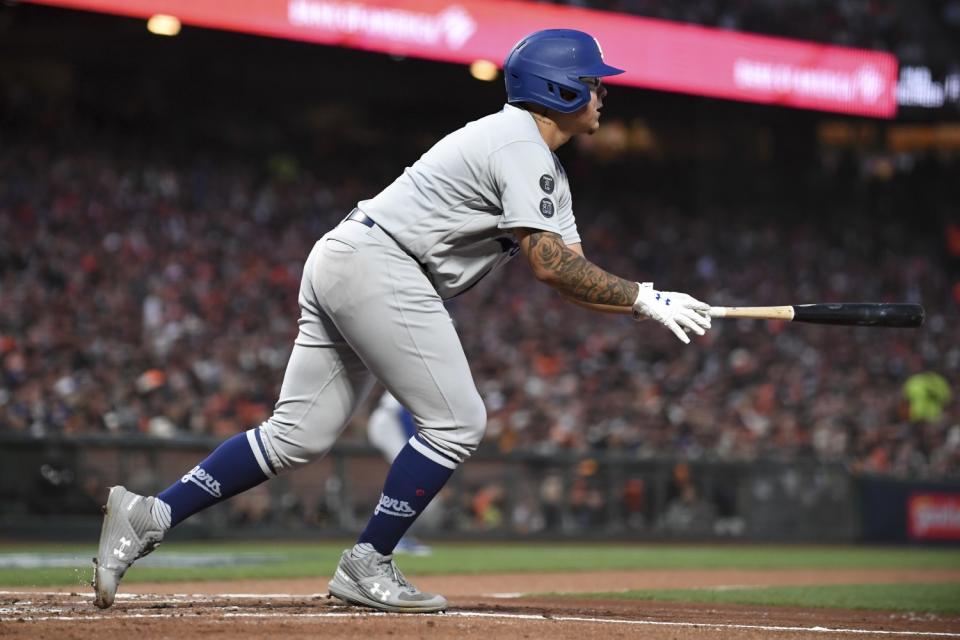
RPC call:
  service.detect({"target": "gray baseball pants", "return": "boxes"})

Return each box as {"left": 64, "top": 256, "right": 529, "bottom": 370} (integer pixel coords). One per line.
{"left": 255, "top": 217, "right": 487, "bottom": 474}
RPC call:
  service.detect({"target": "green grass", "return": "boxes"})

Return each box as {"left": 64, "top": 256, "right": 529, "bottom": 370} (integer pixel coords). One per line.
{"left": 0, "top": 542, "right": 958, "bottom": 589}
{"left": 566, "top": 582, "right": 960, "bottom": 615}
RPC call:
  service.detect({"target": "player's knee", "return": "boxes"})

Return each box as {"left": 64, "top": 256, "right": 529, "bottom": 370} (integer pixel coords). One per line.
{"left": 457, "top": 396, "right": 488, "bottom": 452}
{"left": 419, "top": 394, "right": 487, "bottom": 462}
{"left": 258, "top": 417, "right": 334, "bottom": 473}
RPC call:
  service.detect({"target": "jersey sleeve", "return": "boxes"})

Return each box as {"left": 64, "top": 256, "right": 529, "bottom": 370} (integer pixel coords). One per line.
{"left": 490, "top": 141, "right": 567, "bottom": 235}
{"left": 554, "top": 166, "right": 581, "bottom": 246}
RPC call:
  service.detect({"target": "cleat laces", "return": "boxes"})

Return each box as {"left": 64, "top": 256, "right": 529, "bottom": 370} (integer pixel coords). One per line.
{"left": 375, "top": 556, "right": 416, "bottom": 594}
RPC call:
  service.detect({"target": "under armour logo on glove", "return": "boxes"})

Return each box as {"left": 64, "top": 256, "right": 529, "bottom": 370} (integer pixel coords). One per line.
{"left": 632, "top": 282, "right": 710, "bottom": 344}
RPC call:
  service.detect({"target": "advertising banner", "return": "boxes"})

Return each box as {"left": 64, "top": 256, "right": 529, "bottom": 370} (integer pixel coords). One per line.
{"left": 908, "top": 493, "right": 960, "bottom": 541}
{"left": 27, "top": 0, "right": 899, "bottom": 117}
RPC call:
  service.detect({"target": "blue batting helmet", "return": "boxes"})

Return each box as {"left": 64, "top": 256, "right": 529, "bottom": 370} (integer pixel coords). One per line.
{"left": 504, "top": 29, "right": 624, "bottom": 113}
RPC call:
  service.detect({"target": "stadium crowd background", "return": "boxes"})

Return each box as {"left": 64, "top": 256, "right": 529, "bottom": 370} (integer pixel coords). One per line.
{"left": 1, "top": 109, "right": 956, "bottom": 482}
{"left": 0, "top": 0, "right": 958, "bottom": 530}
{"left": 552, "top": 0, "right": 960, "bottom": 67}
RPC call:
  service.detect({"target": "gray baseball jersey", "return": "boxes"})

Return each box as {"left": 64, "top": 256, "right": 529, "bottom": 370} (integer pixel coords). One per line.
{"left": 258, "top": 104, "right": 584, "bottom": 471}
{"left": 358, "top": 103, "right": 581, "bottom": 299}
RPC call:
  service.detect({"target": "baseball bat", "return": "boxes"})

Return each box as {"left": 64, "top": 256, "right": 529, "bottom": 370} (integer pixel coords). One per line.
{"left": 708, "top": 303, "right": 925, "bottom": 328}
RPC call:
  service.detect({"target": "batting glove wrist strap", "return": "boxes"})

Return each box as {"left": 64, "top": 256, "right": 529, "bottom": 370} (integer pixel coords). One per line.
{"left": 632, "top": 282, "right": 712, "bottom": 345}
{"left": 631, "top": 282, "right": 654, "bottom": 321}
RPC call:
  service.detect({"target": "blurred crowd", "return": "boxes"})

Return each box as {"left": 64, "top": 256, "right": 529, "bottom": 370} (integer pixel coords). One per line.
{"left": 552, "top": 0, "right": 960, "bottom": 66}
{"left": 1, "top": 131, "right": 956, "bottom": 480}
{"left": 0, "top": 139, "right": 342, "bottom": 441}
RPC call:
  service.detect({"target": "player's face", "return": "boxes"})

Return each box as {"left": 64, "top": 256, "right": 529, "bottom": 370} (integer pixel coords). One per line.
{"left": 559, "top": 77, "right": 607, "bottom": 135}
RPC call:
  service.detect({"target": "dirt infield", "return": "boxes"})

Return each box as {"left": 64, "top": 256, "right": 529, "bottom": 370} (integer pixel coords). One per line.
{"left": 3, "top": 568, "right": 959, "bottom": 639}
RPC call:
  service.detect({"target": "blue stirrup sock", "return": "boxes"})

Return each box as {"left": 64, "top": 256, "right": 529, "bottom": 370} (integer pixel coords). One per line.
{"left": 154, "top": 428, "right": 276, "bottom": 528}
{"left": 358, "top": 436, "right": 456, "bottom": 555}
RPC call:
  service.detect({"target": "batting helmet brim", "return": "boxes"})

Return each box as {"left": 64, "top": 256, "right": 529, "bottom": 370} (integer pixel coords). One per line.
{"left": 581, "top": 61, "right": 626, "bottom": 78}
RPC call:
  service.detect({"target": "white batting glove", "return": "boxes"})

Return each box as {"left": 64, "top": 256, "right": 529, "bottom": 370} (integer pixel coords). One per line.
{"left": 632, "top": 282, "right": 711, "bottom": 344}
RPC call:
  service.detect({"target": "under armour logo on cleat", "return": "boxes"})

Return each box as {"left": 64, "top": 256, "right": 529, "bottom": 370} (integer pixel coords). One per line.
{"left": 370, "top": 583, "right": 391, "bottom": 602}
{"left": 113, "top": 536, "right": 132, "bottom": 559}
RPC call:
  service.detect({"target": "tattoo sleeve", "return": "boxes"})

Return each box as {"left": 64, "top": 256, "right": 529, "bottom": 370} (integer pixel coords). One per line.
{"left": 525, "top": 231, "right": 638, "bottom": 306}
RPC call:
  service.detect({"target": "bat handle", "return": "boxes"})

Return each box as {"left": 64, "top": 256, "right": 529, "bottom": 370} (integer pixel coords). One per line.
{"left": 707, "top": 306, "right": 797, "bottom": 320}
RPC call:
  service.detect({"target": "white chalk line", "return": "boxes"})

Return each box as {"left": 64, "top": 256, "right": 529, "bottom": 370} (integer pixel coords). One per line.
{"left": 2, "top": 609, "right": 959, "bottom": 637}
{"left": 1, "top": 592, "right": 958, "bottom": 637}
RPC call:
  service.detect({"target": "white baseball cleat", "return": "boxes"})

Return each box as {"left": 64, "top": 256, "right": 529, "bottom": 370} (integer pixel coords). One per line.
{"left": 91, "top": 486, "right": 165, "bottom": 609}
{"left": 328, "top": 544, "right": 447, "bottom": 613}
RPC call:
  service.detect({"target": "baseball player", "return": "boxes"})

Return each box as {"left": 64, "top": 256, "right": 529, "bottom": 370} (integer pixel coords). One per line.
{"left": 92, "top": 28, "right": 711, "bottom": 613}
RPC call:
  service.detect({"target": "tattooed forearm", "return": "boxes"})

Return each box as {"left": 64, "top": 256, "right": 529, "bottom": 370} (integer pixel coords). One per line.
{"left": 526, "top": 232, "right": 638, "bottom": 306}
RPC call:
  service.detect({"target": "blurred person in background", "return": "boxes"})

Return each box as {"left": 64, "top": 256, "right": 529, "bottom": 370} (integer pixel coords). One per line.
{"left": 903, "top": 371, "right": 951, "bottom": 423}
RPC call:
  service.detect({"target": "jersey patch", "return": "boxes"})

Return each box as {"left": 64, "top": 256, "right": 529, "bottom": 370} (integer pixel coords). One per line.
{"left": 539, "top": 198, "right": 555, "bottom": 218}
{"left": 539, "top": 174, "right": 555, "bottom": 194}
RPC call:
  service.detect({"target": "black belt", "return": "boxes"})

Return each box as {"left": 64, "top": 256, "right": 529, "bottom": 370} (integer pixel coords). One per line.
{"left": 341, "top": 207, "right": 430, "bottom": 276}
{"left": 344, "top": 208, "right": 376, "bottom": 228}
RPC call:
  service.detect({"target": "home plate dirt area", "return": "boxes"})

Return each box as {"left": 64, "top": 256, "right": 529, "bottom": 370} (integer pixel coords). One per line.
{"left": 3, "top": 568, "right": 959, "bottom": 639}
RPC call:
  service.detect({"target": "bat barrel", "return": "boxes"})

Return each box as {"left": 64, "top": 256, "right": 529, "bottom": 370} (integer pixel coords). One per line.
{"left": 791, "top": 303, "right": 925, "bottom": 327}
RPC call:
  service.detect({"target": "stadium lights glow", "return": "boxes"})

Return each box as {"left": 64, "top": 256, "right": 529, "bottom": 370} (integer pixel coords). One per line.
{"left": 469, "top": 60, "right": 498, "bottom": 82}
{"left": 147, "top": 14, "right": 181, "bottom": 36}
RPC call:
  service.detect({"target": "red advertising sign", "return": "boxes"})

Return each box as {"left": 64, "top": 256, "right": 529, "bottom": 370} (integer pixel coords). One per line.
{"left": 26, "top": 0, "right": 899, "bottom": 117}
{"left": 908, "top": 493, "right": 960, "bottom": 541}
